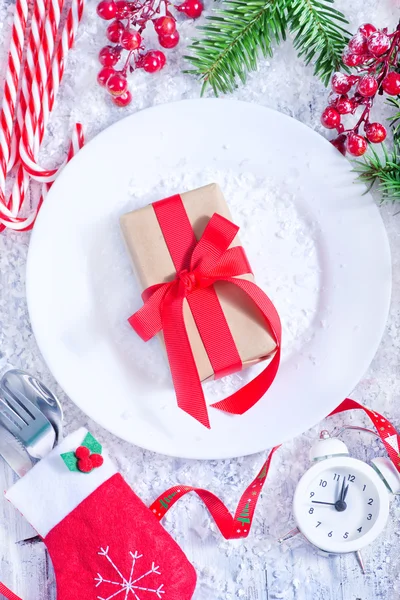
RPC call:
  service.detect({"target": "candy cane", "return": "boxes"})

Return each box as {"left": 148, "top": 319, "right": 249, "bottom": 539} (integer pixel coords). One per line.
{"left": 19, "top": 0, "right": 85, "bottom": 181}
{"left": 0, "top": 0, "right": 29, "bottom": 192}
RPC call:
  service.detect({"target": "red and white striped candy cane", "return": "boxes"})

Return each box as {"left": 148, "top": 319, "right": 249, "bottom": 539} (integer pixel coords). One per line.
{"left": 19, "top": 0, "right": 85, "bottom": 182}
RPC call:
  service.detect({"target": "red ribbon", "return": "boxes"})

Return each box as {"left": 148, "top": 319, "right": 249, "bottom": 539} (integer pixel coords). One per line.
{"left": 0, "top": 582, "right": 22, "bottom": 600}
{"left": 128, "top": 195, "right": 282, "bottom": 428}
{"left": 151, "top": 399, "right": 400, "bottom": 540}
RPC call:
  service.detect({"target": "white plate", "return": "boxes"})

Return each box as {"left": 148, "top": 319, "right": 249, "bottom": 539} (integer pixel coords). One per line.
{"left": 27, "top": 100, "right": 391, "bottom": 459}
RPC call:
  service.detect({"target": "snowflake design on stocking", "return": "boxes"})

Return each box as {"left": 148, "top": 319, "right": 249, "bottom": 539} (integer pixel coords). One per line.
{"left": 95, "top": 547, "right": 165, "bottom": 599}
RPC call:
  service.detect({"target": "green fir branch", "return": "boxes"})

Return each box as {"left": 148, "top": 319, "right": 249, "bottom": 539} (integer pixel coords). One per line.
{"left": 386, "top": 96, "right": 400, "bottom": 146}
{"left": 184, "top": 0, "right": 290, "bottom": 96}
{"left": 185, "top": 0, "right": 350, "bottom": 96}
{"left": 289, "top": 0, "right": 351, "bottom": 86}
{"left": 354, "top": 145, "right": 400, "bottom": 204}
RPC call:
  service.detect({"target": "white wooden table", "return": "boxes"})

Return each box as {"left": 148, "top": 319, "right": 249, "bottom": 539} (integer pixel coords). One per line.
{"left": 1, "top": 0, "right": 400, "bottom": 597}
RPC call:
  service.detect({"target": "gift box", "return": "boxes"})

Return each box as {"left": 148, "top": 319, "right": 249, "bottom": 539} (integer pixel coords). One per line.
{"left": 121, "top": 183, "right": 281, "bottom": 428}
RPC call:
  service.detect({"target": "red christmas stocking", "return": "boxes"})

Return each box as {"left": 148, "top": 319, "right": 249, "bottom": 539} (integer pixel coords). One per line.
{"left": 6, "top": 429, "right": 196, "bottom": 600}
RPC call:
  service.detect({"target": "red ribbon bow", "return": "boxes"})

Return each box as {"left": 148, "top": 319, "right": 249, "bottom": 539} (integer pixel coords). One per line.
{"left": 129, "top": 196, "right": 282, "bottom": 428}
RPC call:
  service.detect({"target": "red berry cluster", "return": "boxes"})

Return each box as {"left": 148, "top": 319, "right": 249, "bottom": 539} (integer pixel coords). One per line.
{"left": 97, "top": 0, "right": 204, "bottom": 107}
{"left": 321, "top": 23, "right": 400, "bottom": 156}
{"left": 75, "top": 445, "right": 104, "bottom": 473}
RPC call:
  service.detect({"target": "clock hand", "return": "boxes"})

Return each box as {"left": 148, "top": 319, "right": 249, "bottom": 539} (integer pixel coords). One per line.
{"left": 339, "top": 476, "right": 346, "bottom": 502}
{"left": 343, "top": 482, "right": 350, "bottom": 501}
{"left": 311, "top": 501, "right": 336, "bottom": 506}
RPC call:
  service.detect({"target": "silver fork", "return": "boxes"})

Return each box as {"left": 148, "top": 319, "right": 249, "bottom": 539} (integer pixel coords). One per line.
{"left": 0, "top": 388, "right": 56, "bottom": 460}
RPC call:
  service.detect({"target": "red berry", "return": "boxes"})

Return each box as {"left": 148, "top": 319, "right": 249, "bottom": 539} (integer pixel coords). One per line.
{"left": 75, "top": 446, "right": 90, "bottom": 459}
{"left": 346, "top": 133, "right": 368, "bottom": 157}
{"left": 331, "top": 134, "right": 347, "bottom": 156}
{"left": 97, "top": 66, "right": 115, "bottom": 86}
{"left": 348, "top": 32, "right": 368, "bottom": 55}
{"left": 321, "top": 107, "right": 341, "bottom": 129}
{"left": 153, "top": 16, "right": 176, "bottom": 35}
{"left": 112, "top": 90, "right": 132, "bottom": 106}
{"left": 77, "top": 458, "right": 93, "bottom": 473}
{"left": 336, "top": 96, "right": 353, "bottom": 115}
{"left": 367, "top": 31, "right": 390, "bottom": 56}
{"left": 327, "top": 91, "right": 340, "bottom": 106}
{"left": 90, "top": 453, "right": 104, "bottom": 467}
{"left": 152, "top": 50, "right": 166, "bottom": 68}
{"left": 97, "top": 1, "right": 117, "bottom": 20}
{"left": 382, "top": 72, "right": 400, "bottom": 96}
{"left": 349, "top": 75, "right": 360, "bottom": 86}
{"left": 106, "top": 72, "right": 128, "bottom": 96}
{"left": 115, "top": 0, "right": 130, "bottom": 18}
{"left": 331, "top": 72, "right": 352, "bottom": 95}
{"left": 357, "top": 74, "right": 378, "bottom": 98}
{"left": 176, "top": 0, "right": 203, "bottom": 18}
{"left": 121, "top": 29, "right": 141, "bottom": 50}
{"left": 99, "top": 45, "right": 120, "bottom": 67}
{"left": 342, "top": 50, "right": 367, "bottom": 67}
{"left": 364, "top": 122, "right": 387, "bottom": 144}
{"left": 159, "top": 30, "right": 180, "bottom": 49}
{"left": 106, "top": 20, "right": 125, "bottom": 43}
{"left": 141, "top": 52, "right": 161, "bottom": 73}
{"left": 358, "top": 23, "right": 377, "bottom": 38}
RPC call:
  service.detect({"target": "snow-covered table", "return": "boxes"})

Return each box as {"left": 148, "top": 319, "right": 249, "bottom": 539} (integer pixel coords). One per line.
{"left": 1, "top": 0, "right": 400, "bottom": 598}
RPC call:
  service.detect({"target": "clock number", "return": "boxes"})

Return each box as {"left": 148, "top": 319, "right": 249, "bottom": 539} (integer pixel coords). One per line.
{"left": 316, "top": 521, "right": 321, "bottom": 528}
{"left": 343, "top": 532, "right": 349, "bottom": 539}
{"left": 310, "top": 492, "right": 315, "bottom": 498}
{"left": 328, "top": 531, "right": 333, "bottom": 537}
{"left": 347, "top": 475, "right": 355, "bottom": 482}
{"left": 368, "top": 498, "right": 374, "bottom": 505}
{"left": 309, "top": 508, "right": 314, "bottom": 514}
{"left": 319, "top": 480, "right": 327, "bottom": 487}
{"left": 367, "top": 514, "right": 372, "bottom": 521}
{"left": 363, "top": 485, "right": 366, "bottom": 491}
{"left": 357, "top": 527, "right": 362, "bottom": 533}
{"left": 333, "top": 473, "right": 340, "bottom": 481}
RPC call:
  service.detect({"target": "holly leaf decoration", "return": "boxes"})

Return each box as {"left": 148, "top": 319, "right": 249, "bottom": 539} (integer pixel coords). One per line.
{"left": 60, "top": 451, "right": 79, "bottom": 472}
{"left": 82, "top": 432, "right": 102, "bottom": 455}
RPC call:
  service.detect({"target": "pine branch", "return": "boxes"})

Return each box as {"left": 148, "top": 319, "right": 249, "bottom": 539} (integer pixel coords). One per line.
{"left": 289, "top": 0, "right": 351, "bottom": 86}
{"left": 354, "top": 145, "right": 400, "bottom": 203}
{"left": 185, "top": 0, "right": 350, "bottom": 96}
{"left": 386, "top": 96, "right": 400, "bottom": 146}
{"left": 184, "top": 0, "right": 290, "bottom": 96}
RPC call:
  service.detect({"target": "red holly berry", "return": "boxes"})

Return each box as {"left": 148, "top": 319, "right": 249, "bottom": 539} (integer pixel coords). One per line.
{"left": 342, "top": 50, "right": 367, "bottom": 67}
{"left": 115, "top": 0, "right": 130, "bottom": 18}
{"left": 159, "top": 30, "right": 180, "bottom": 49}
{"left": 90, "top": 453, "right": 105, "bottom": 467}
{"left": 348, "top": 32, "right": 368, "bottom": 55}
{"left": 358, "top": 23, "right": 377, "bottom": 38}
{"left": 97, "top": 66, "right": 115, "bottom": 86}
{"left": 121, "top": 29, "right": 142, "bottom": 50}
{"left": 346, "top": 133, "right": 368, "bottom": 157}
{"left": 106, "top": 20, "right": 125, "bottom": 43}
{"left": 331, "top": 72, "right": 352, "bottom": 94}
{"left": 77, "top": 458, "right": 93, "bottom": 473}
{"left": 364, "top": 122, "right": 387, "bottom": 143}
{"left": 336, "top": 96, "right": 353, "bottom": 115}
{"left": 367, "top": 31, "right": 390, "bottom": 56}
{"left": 153, "top": 16, "right": 176, "bottom": 35}
{"left": 75, "top": 446, "right": 90, "bottom": 459}
{"left": 331, "top": 134, "right": 347, "bottom": 156}
{"left": 176, "top": 0, "right": 203, "bottom": 18}
{"left": 99, "top": 45, "right": 120, "bottom": 67}
{"left": 382, "top": 72, "right": 400, "bottom": 96}
{"left": 153, "top": 50, "right": 166, "bottom": 68}
{"left": 141, "top": 51, "right": 164, "bottom": 73}
{"left": 357, "top": 74, "right": 378, "bottom": 98}
{"left": 106, "top": 72, "right": 128, "bottom": 96}
{"left": 321, "top": 107, "right": 341, "bottom": 129}
{"left": 97, "top": 0, "right": 117, "bottom": 20}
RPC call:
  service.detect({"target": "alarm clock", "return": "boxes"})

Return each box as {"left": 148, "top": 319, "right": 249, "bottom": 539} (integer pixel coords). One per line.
{"left": 279, "top": 429, "right": 400, "bottom": 571}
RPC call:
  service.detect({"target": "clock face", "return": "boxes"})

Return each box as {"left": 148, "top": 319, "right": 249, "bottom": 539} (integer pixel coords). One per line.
{"left": 293, "top": 456, "right": 390, "bottom": 553}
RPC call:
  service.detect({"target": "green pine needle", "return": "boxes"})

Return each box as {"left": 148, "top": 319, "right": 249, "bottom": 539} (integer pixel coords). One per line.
{"left": 185, "top": 0, "right": 350, "bottom": 96}
{"left": 289, "top": 0, "right": 351, "bottom": 86}
{"left": 184, "top": 0, "right": 290, "bottom": 96}
{"left": 354, "top": 145, "right": 400, "bottom": 204}
{"left": 386, "top": 96, "right": 400, "bottom": 146}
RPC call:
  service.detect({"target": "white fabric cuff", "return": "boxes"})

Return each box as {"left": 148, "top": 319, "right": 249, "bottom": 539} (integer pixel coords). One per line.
{"left": 6, "top": 428, "right": 117, "bottom": 537}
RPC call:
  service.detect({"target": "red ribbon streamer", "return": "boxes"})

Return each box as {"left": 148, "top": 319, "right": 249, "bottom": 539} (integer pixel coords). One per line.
{"left": 0, "top": 581, "right": 22, "bottom": 600}
{"left": 150, "top": 399, "right": 400, "bottom": 540}
{"left": 129, "top": 195, "right": 282, "bottom": 428}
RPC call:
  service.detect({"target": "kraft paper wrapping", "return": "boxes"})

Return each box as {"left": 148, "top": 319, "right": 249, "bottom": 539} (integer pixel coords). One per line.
{"left": 120, "top": 183, "right": 276, "bottom": 382}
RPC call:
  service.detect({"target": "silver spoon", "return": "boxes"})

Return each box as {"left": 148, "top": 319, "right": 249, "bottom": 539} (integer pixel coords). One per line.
{"left": 0, "top": 369, "right": 63, "bottom": 443}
